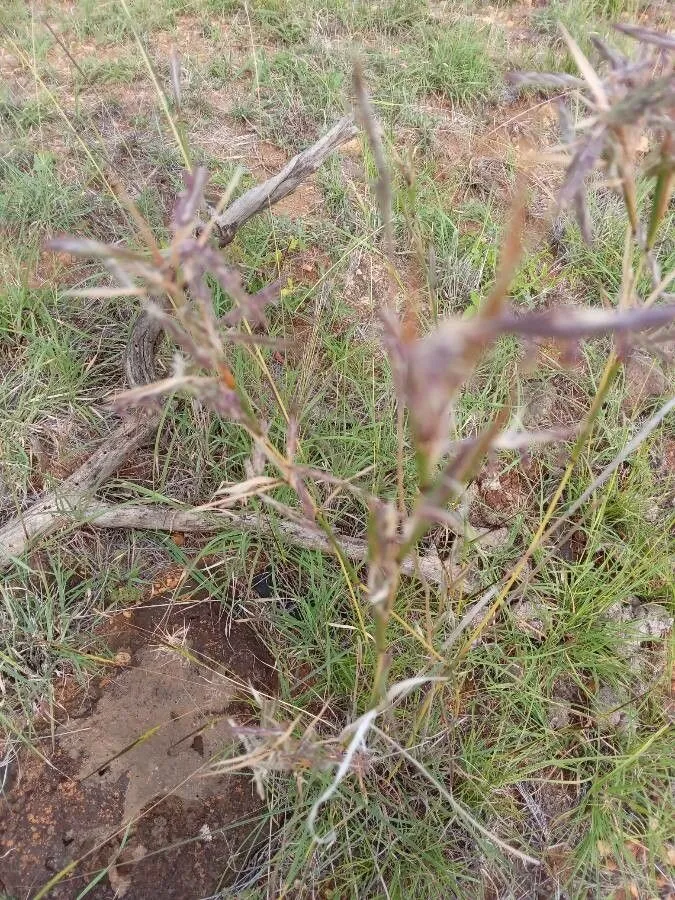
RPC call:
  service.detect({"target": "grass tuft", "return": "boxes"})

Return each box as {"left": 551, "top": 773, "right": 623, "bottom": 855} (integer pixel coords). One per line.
{"left": 0, "top": 153, "right": 92, "bottom": 237}
{"left": 407, "top": 23, "right": 501, "bottom": 104}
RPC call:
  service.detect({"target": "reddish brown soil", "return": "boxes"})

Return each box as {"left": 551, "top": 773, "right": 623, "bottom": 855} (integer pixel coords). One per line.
{"left": 0, "top": 597, "right": 276, "bottom": 899}
{"left": 476, "top": 459, "right": 534, "bottom": 525}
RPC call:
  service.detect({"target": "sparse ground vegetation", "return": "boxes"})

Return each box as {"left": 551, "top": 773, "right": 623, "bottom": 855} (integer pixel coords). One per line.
{"left": 0, "top": 1, "right": 673, "bottom": 898}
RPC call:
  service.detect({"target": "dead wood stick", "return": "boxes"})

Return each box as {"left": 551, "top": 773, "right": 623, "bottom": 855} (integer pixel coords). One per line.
{"left": 0, "top": 117, "right": 359, "bottom": 570}
{"left": 126, "top": 115, "right": 358, "bottom": 387}
{"left": 49, "top": 501, "right": 450, "bottom": 586}
{"left": 214, "top": 114, "right": 358, "bottom": 246}
{"left": 0, "top": 412, "right": 158, "bottom": 569}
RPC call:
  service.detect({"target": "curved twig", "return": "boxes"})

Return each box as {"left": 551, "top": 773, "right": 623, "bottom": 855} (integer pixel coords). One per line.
{"left": 0, "top": 117, "right": 359, "bottom": 570}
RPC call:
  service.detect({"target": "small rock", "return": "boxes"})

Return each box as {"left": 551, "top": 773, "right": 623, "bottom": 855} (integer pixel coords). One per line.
{"left": 595, "top": 685, "right": 629, "bottom": 730}
{"left": 633, "top": 603, "right": 672, "bottom": 640}
{"left": 615, "top": 637, "right": 642, "bottom": 664}
{"left": 475, "top": 527, "right": 510, "bottom": 551}
{"left": 551, "top": 674, "right": 577, "bottom": 702}
{"left": 548, "top": 699, "right": 572, "bottom": 730}
{"left": 512, "top": 600, "right": 551, "bottom": 636}
{"left": 602, "top": 600, "right": 634, "bottom": 624}
{"left": 644, "top": 503, "right": 662, "bottom": 524}
{"left": 505, "top": 661, "right": 524, "bottom": 681}
{"left": 476, "top": 462, "right": 528, "bottom": 526}
{"left": 251, "top": 569, "right": 274, "bottom": 598}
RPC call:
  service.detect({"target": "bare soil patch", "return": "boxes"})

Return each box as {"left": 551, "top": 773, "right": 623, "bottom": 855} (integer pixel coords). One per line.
{"left": 0, "top": 595, "right": 276, "bottom": 899}
{"left": 475, "top": 458, "right": 535, "bottom": 526}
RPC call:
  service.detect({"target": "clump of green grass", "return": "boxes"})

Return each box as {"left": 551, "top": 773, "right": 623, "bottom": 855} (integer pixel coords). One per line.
{"left": 201, "top": 0, "right": 241, "bottom": 13}
{"left": 357, "top": 0, "right": 430, "bottom": 34}
{"left": 0, "top": 93, "right": 55, "bottom": 130}
{"left": 560, "top": 188, "right": 675, "bottom": 302}
{"left": 0, "top": 273, "right": 130, "bottom": 508}
{"left": 0, "top": 0, "right": 26, "bottom": 29}
{"left": 252, "top": 0, "right": 312, "bottom": 45}
{"left": 0, "top": 153, "right": 92, "bottom": 237}
{"left": 238, "top": 16, "right": 499, "bottom": 143}
{"left": 290, "top": 0, "right": 429, "bottom": 35}
{"left": 70, "top": 0, "right": 186, "bottom": 42}
{"left": 533, "top": 0, "right": 640, "bottom": 69}
{"left": 405, "top": 22, "right": 501, "bottom": 104}
{"left": 77, "top": 55, "right": 143, "bottom": 86}
{"left": 250, "top": 47, "right": 347, "bottom": 145}
{"left": 259, "top": 490, "right": 672, "bottom": 895}
{"left": 360, "top": 25, "right": 500, "bottom": 127}
{"left": 0, "top": 550, "right": 102, "bottom": 723}
{"left": 206, "top": 56, "right": 233, "bottom": 86}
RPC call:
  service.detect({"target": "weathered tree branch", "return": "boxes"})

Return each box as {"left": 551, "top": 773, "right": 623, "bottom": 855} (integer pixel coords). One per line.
{"left": 126, "top": 117, "right": 359, "bottom": 399}
{"left": 54, "top": 501, "right": 450, "bottom": 585}
{"left": 213, "top": 115, "right": 358, "bottom": 246}
{"left": 0, "top": 117, "right": 359, "bottom": 570}
{"left": 0, "top": 413, "right": 158, "bottom": 568}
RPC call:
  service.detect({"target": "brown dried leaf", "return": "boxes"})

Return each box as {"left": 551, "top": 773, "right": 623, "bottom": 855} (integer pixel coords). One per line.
{"left": 107, "top": 863, "right": 131, "bottom": 898}
{"left": 107, "top": 844, "right": 147, "bottom": 898}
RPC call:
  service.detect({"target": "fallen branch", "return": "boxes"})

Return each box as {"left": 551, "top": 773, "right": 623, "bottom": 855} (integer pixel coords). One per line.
{"left": 213, "top": 115, "right": 358, "bottom": 246}
{"left": 126, "top": 115, "right": 357, "bottom": 385}
{"left": 55, "top": 501, "right": 450, "bottom": 586}
{"left": 0, "top": 413, "right": 158, "bottom": 568}
{"left": 0, "top": 117, "right": 359, "bottom": 570}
